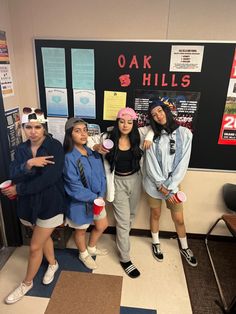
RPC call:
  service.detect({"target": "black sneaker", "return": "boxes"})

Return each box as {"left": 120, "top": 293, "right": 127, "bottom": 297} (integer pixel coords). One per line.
{"left": 180, "top": 248, "right": 198, "bottom": 267}
{"left": 152, "top": 243, "right": 164, "bottom": 262}
{"left": 120, "top": 261, "right": 140, "bottom": 278}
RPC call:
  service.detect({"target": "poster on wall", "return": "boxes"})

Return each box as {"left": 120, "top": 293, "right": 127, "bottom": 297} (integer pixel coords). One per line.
{"left": 103, "top": 91, "right": 127, "bottom": 121}
{"left": 218, "top": 48, "right": 236, "bottom": 145}
{"left": 5, "top": 107, "right": 22, "bottom": 160}
{"left": 169, "top": 45, "right": 204, "bottom": 72}
{"left": 0, "top": 30, "right": 14, "bottom": 97}
{"left": 134, "top": 90, "right": 200, "bottom": 132}
{"left": 71, "top": 49, "right": 95, "bottom": 90}
{"left": 41, "top": 47, "right": 66, "bottom": 88}
{"left": 73, "top": 89, "right": 96, "bottom": 119}
{"left": 47, "top": 117, "right": 67, "bottom": 144}
{"left": 45, "top": 88, "right": 68, "bottom": 117}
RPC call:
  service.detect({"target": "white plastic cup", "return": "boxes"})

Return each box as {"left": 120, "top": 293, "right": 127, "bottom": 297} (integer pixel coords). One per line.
{"left": 175, "top": 191, "right": 187, "bottom": 203}
{"left": 93, "top": 198, "right": 105, "bottom": 215}
{"left": 102, "top": 139, "right": 114, "bottom": 150}
{"left": 0, "top": 180, "right": 12, "bottom": 190}
{"left": 0, "top": 180, "right": 16, "bottom": 200}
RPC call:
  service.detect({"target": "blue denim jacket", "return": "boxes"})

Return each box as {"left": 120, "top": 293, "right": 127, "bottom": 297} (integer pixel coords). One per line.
{"left": 63, "top": 146, "right": 106, "bottom": 225}
{"left": 143, "top": 126, "right": 192, "bottom": 199}
{"left": 10, "top": 136, "right": 65, "bottom": 224}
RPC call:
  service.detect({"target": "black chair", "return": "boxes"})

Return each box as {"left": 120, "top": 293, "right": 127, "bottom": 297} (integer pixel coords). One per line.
{"left": 205, "top": 183, "right": 236, "bottom": 313}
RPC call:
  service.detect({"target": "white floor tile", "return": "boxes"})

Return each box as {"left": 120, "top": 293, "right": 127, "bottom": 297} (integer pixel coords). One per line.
{"left": 0, "top": 233, "right": 192, "bottom": 314}
{"left": 94, "top": 234, "right": 192, "bottom": 314}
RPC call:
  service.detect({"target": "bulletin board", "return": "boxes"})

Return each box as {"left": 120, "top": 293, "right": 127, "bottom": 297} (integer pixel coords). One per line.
{"left": 34, "top": 39, "right": 236, "bottom": 171}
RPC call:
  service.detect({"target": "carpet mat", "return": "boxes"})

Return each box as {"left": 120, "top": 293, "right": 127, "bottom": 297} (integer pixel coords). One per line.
{"left": 120, "top": 307, "right": 156, "bottom": 313}
{"left": 45, "top": 271, "right": 122, "bottom": 314}
{"left": 27, "top": 248, "right": 92, "bottom": 298}
{"left": 181, "top": 238, "right": 236, "bottom": 314}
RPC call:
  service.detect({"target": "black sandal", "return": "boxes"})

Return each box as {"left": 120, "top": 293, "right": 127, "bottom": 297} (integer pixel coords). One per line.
{"left": 120, "top": 261, "right": 140, "bottom": 278}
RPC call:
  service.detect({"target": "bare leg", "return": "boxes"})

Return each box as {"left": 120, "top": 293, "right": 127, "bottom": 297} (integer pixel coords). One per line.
{"left": 24, "top": 226, "right": 54, "bottom": 283}
{"left": 74, "top": 229, "right": 87, "bottom": 252}
{"left": 43, "top": 237, "right": 56, "bottom": 265}
{"left": 88, "top": 216, "right": 108, "bottom": 247}
{"left": 171, "top": 211, "right": 186, "bottom": 238}
{"left": 150, "top": 207, "right": 161, "bottom": 233}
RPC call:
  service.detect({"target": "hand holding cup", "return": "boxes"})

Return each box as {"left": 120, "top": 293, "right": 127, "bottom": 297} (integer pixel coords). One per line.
{"left": 175, "top": 191, "right": 187, "bottom": 203}
{"left": 93, "top": 198, "right": 105, "bottom": 215}
{"left": 0, "top": 180, "right": 17, "bottom": 200}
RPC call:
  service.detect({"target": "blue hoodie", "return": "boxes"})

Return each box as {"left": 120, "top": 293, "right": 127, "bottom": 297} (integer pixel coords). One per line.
{"left": 63, "top": 146, "right": 106, "bottom": 225}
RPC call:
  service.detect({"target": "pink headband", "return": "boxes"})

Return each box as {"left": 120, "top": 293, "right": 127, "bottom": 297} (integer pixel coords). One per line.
{"left": 117, "top": 107, "right": 137, "bottom": 120}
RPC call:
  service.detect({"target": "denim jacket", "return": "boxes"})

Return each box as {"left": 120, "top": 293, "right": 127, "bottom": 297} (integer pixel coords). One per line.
{"left": 10, "top": 136, "right": 65, "bottom": 224}
{"left": 143, "top": 126, "right": 192, "bottom": 199}
{"left": 63, "top": 146, "right": 106, "bottom": 225}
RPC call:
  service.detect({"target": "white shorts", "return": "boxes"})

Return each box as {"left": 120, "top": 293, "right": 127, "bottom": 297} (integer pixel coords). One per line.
{"left": 65, "top": 208, "right": 107, "bottom": 230}
{"left": 20, "top": 214, "right": 64, "bottom": 228}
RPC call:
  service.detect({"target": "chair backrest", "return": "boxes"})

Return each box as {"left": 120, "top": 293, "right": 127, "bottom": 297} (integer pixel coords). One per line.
{"left": 222, "top": 183, "right": 236, "bottom": 212}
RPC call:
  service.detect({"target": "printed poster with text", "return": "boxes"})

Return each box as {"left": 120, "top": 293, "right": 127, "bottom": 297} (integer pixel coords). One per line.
{"left": 103, "top": 91, "right": 127, "bottom": 121}
{"left": 218, "top": 48, "right": 236, "bottom": 145}
{"left": 5, "top": 107, "right": 22, "bottom": 160}
{"left": 0, "top": 30, "right": 14, "bottom": 97}
{"left": 134, "top": 90, "right": 200, "bottom": 132}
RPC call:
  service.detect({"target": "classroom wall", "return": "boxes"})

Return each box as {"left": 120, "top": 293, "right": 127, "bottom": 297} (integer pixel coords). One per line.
{"left": 1, "top": 0, "right": 236, "bottom": 235}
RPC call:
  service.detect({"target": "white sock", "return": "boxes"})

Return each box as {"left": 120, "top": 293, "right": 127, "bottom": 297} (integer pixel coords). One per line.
{"left": 79, "top": 249, "right": 89, "bottom": 259}
{"left": 179, "top": 237, "right": 188, "bottom": 249}
{"left": 151, "top": 232, "right": 160, "bottom": 244}
{"left": 87, "top": 245, "right": 96, "bottom": 253}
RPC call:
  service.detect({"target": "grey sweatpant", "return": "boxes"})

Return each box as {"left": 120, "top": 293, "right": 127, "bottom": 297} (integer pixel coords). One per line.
{"left": 112, "top": 171, "right": 142, "bottom": 262}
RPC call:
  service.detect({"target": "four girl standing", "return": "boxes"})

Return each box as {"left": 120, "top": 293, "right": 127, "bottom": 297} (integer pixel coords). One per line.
{"left": 3, "top": 102, "right": 197, "bottom": 304}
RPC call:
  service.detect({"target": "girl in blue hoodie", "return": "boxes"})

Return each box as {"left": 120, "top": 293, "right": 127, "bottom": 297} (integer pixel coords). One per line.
{"left": 63, "top": 118, "right": 108, "bottom": 270}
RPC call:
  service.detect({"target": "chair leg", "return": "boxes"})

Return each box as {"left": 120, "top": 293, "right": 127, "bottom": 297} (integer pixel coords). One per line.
{"left": 205, "top": 217, "right": 223, "bottom": 241}
{"left": 226, "top": 295, "right": 236, "bottom": 313}
{"left": 205, "top": 218, "right": 228, "bottom": 311}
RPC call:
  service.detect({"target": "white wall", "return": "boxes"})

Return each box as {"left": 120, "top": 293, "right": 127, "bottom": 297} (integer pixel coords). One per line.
{"left": 1, "top": 0, "right": 236, "bottom": 235}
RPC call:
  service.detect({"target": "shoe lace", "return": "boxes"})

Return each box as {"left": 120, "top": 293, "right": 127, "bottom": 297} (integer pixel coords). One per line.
{"left": 154, "top": 244, "right": 162, "bottom": 254}
{"left": 185, "top": 248, "right": 193, "bottom": 257}
{"left": 46, "top": 263, "right": 57, "bottom": 275}
{"left": 13, "top": 283, "right": 28, "bottom": 297}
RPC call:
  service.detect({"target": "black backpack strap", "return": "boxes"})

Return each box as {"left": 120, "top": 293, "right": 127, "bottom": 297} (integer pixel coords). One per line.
{"left": 77, "top": 159, "right": 88, "bottom": 188}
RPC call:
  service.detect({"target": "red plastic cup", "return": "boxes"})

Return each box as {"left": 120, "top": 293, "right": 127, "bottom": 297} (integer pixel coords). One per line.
{"left": 175, "top": 191, "right": 187, "bottom": 203}
{"left": 102, "top": 139, "right": 114, "bottom": 150}
{"left": 93, "top": 198, "right": 105, "bottom": 215}
{"left": 0, "top": 180, "right": 16, "bottom": 200}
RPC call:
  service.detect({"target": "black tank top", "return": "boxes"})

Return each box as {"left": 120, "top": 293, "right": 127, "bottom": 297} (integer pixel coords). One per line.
{"left": 115, "top": 148, "right": 139, "bottom": 173}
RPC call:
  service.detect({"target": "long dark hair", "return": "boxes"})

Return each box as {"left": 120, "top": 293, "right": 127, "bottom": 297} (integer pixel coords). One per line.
{"left": 105, "top": 119, "right": 143, "bottom": 172}
{"left": 63, "top": 128, "right": 74, "bottom": 153}
{"left": 148, "top": 104, "right": 179, "bottom": 140}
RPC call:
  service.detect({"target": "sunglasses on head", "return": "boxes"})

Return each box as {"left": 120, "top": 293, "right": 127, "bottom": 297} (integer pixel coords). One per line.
{"left": 23, "top": 107, "right": 43, "bottom": 115}
{"left": 169, "top": 139, "right": 176, "bottom": 155}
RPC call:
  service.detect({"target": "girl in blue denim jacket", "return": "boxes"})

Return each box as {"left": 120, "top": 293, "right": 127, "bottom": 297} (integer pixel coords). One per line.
{"left": 63, "top": 118, "right": 108, "bottom": 270}
{"left": 143, "top": 99, "right": 198, "bottom": 267}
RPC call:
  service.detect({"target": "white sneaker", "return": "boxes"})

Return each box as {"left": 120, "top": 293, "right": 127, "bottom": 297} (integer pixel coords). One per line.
{"left": 5, "top": 281, "right": 33, "bottom": 304}
{"left": 79, "top": 254, "right": 97, "bottom": 269}
{"left": 43, "top": 260, "right": 59, "bottom": 285}
{"left": 87, "top": 247, "right": 108, "bottom": 256}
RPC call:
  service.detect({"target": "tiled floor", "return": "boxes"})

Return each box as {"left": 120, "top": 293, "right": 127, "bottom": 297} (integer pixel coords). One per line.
{"left": 0, "top": 234, "right": 193, "bottom": 314}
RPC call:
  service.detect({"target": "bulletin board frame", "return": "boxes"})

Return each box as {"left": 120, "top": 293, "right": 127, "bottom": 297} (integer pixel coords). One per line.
{"left": 34, "top": 39, "right": 236, "bottom": 171}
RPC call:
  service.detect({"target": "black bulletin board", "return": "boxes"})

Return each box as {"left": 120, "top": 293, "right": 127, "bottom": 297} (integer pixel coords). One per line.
{"left": 34, "top": 39, "right": 236, "bottom": 171}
